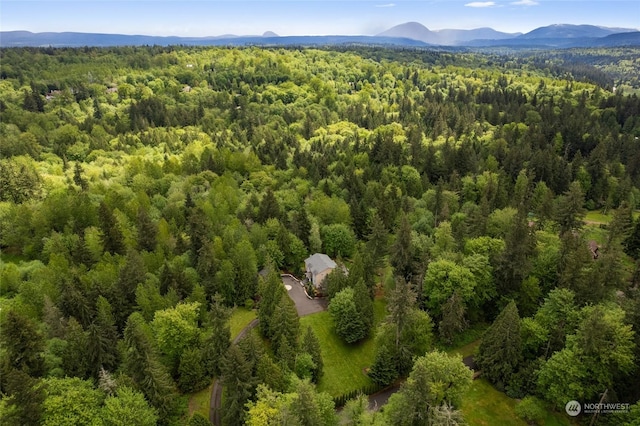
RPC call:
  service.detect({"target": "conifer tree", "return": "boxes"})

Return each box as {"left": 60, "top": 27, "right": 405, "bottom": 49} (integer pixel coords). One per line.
{"left": 476, "top": 300, "right": 522, "bottom": 391}
{"left": 0, "top": 309, "right": 45, "bottom": 378}
{"left": 202, "top": 294, "right": 231, "bottom": 377}
{"left": 257, "top": 187, "right": 281, "bottom": 224}
{"left": 258, "top": 265, "right": 285, "bottom": 338}
{"left": 270, "top": 294, "right": 299, "bottom": 369}
{"left": 301, "top": 326, "right": 323, "bottom": 383}
{"left": 86, "top": 296, "right": 119, "bottom": 378}
{"left": 98, "top": 201, "right": 125, "bottom": 255}
{"left": 136, "top": 206, "right": 157, "bottom": 252}
{"left": 122, "top": 313, "right": 177, "bottom": 418}
{"left": 390, "top": 213, "right": 414, "bottom": 282}
{"left": 221, "top": 345, "right": 253, "bottom": 426}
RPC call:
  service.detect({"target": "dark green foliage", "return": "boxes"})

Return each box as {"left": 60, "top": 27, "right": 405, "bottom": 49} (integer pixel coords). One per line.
{"left": 0, "top": 369, "right": 45, "bottom": 426}
{"left": 187, "top": 413, "right": 211, "bottom": 426}
{"left": 438, "top": 290, "right": 467, "bottom": 345}
{"left": 476, "top": 300, "right": 522, "bottom": 391}
{"left": 202, "top": 294, "right": 231, "bottom": 377}
{"left": 122, "top": 313, "right": 177, "bottom": 418}
{"left": 270, "top": 294, "right": 300, "bottom": 369}
{"left": 368, "top": 343, "right": 397, "bottom": 386}
{"left": 62, "top": 317, "right": 90, "bottom": 379}
{"left": 258, "top": 265, "right": 285, "bottom": 338}
{"left": 98, "top": 201, "right": 125, "bottom": 255}
{"left": 113, "top": 250, "right": 146, "bottom": 330}
{"left": 324, "top": 267, "right": 350, "bottom": 300}
{"left": 136, "top": 206, "right": 157, "bottom": 252}
{"left": 178, "top": 347, "right": 207, "bottom": 393}
{"left": 301, "top": 326, "right": 324, "bottom": 383}
{"left": 390, "top": 214, "right": 414, "bottom": 282}
{"left": 0, "top": 309, "right": 45, "bottom": 377}
{"left": 257, "top": 187, "right": 281, "bottom": 224}
{"left": 221, "top": 345, "right": 254, "bottom": 426}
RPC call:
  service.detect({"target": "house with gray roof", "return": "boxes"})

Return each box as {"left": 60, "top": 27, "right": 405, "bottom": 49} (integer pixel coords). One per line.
{"left": 304, "top": 253, "right": 337, "bottom": 288}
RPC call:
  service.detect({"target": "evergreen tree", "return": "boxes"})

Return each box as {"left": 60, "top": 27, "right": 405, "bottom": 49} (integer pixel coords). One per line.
{"left": 113, "top": 250, "right": 146, "bottom": 331}
{"left": 353, "top": 279, "right": 374, "bottom": 333}
{"left": 86, "top": 296, "right": 119, "bottom": 378}
{"left": 98, "top": 201, "right": 125, "bottom": 255}
{"left": 554, "top": 181, "right": 586, "bottom": 235}
{"left": 367, "top": 213, "right": 389, "bottom": 267}
{"left": 324, "top": 267, "right": 350, "bottom": 300}
{"left": 221, "top": 345, "right": 254, "bottom": 426}
{"left": 301, "top": 326, "right": 323, "bottom": 383}
{"left": 494, "top": 207, "right": 534, "bottom": 295}
{"left": 476, "top": 300, "right": 522, "bottom": 391}
{"left": 1, "top": 369, "right": 45, "bottom": 426}
{"left": 390, "top": 213, "right": 414, "bottom": 282}
{"left": 122, "top": 313, "right": 177, "bottom": 418}
{"left": 270, "top": 294, "right": 300, "bottom": 369}
{"left": 257, "top": 264, "right": 285, "bottom": 338}
{"left": 62, "top": 317, "right": 90, "bottom": 379}
{"left": 196, "top": 241, "right": 218, "bottom": 301}
{"left": 257, "top": 187, "right": 281, "bottom": 224}
{"left": 73, "top": 162, "right": 88, "bottom": 191}
{"left": 0, "top": 309, "right": 45, "bottom": 377}
{"left": 291, "top": 205, "right": 312, "bottom": 249}
{"left": 438, "top": 290, "right": 467, "bottom": 345}
{"left": 202, "top": 294, "right": 231, "bottom": 377}
{"left": 136, "top": 206, "right": 157, "bottom": 252}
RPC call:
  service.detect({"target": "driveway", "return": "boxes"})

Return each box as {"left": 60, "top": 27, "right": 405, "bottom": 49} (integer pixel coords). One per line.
{"left": 282, "top": 275, "right": 327, "bottom": 316}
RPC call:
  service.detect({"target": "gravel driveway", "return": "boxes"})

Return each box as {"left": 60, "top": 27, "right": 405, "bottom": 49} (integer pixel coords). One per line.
{"left": 282, "top": 275, "right": 327, "bottom": 316}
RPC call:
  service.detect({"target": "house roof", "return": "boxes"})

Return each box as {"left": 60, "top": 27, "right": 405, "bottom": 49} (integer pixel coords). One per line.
{"left": 304, "top": 253, "right": 336, "bottom": 275}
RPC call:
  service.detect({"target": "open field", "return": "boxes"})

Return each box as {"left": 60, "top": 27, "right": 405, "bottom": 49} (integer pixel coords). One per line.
{"left": 301, "top": 298, "right": 387, "bottom": 397}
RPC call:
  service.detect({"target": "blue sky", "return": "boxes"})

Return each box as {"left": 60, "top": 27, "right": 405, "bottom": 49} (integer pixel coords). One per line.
{"left": 2, "top": 1, "right": 638, "bottom": 36}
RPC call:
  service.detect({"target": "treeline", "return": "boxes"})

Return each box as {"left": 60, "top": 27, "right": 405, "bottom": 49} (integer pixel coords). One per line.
{"left": 0, "top": 45, "right": 639, "bottom": 425}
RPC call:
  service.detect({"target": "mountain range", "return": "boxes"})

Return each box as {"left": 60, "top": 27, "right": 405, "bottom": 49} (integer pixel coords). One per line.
{"left": 1, "top": 23, "right": 639, "bottom": 48}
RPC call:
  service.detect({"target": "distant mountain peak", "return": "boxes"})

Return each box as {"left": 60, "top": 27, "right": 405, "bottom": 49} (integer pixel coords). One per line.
{"left": 262, "top": 31, "right": 279, "bottom": 37}
{"left": 377, "top": 22, "right": 434, "bottom": 43}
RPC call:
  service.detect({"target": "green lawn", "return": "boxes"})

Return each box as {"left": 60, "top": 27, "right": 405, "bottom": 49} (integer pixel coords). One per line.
{"left": 229, "top": 307, "right": 257, "bottom": 340}
{"left": 461, "top": 377, "right": 572, "bottom": 426}
{"left": 187, "top": 384, "right": 212, "bottom": 419}
{"left": 584, "top": 210, "right": 613, "bottom": 224}
{"left": 300, "top": 298, "right": 387, "bottom": 397}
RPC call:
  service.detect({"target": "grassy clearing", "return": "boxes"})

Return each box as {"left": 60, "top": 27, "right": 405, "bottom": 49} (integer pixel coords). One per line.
{"left": 229, "top": 307, "right": 257, "bottom": 339}
{"left": 461, "top": 379, "right": 528, "bottom": 426}
{"left": 301, "top": 298, "right": 387, "bottom": 397}
{"left": 187, "top": 384, "right": 212, "bottom": 419}
{"left": 584, "top": 210, "right": 613, "bottom": 224}
{"left": 460, "top": 377, "right": 572, "bottom": 426}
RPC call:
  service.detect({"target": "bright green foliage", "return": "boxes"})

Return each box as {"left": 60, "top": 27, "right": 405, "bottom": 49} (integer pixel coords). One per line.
{"left": 384, "top": 351, "right": 472, "bottom": 426}
{"left": 476, "top": 300, "right": 522, "bottom": 391}
{"left": 151, "top": 302, "right": 201, "bottom": 372}
{"left": 290, "top": 379, "right": 338, "bottom": 426}
{"left": 423, "top": 259, "right": 476, "bottom": 317}
{"left": 294, "top": 352, "right": 316, "bottom": 380}
{"left": 39, "top": 377, "right": 104, "bottom": 426}
{"left": 101, "top": 386, "right": 158, "bottom": 426}
{"left": 329, "top": 287, "right": 367, "bottom": 343}
{"left": 322, "top": 223, "right": 356, "bottom": 258}
{"left": 537, "top": 302, "right": 636, "bottom": 409}
{"left": 514, "top": 396, "right": 546, "bottom": 425}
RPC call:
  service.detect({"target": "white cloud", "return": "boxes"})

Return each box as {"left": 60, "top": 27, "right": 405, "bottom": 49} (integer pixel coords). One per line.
{"left": 511, "top": 0, "right": 539, "bottom": 5}
{"left": 465, "top": 2, "right": 496, "bottom": 8}
{"left": 375, "top": 3, "right": 396, "bottom": 7}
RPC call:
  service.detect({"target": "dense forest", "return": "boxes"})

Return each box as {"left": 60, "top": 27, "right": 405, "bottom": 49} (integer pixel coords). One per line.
{"left": 1, "top": 45, "right": 640, "bottom": 425}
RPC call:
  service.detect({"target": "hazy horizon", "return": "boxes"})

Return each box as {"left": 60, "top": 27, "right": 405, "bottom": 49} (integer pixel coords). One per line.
{"left": 2, "top": 0, "right": 639, "bottom": 37}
